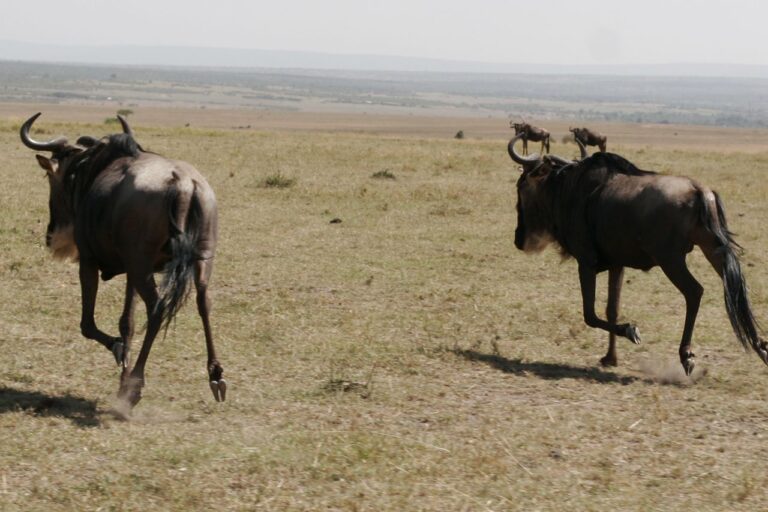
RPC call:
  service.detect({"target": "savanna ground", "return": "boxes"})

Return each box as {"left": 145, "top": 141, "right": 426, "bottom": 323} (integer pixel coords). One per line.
{"left": 1, "top": 105, "right": 768, "bottom": 511}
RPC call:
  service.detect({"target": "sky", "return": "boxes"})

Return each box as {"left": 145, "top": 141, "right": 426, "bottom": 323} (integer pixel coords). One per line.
{"left": 1, "top": 0, "right": 766, "bottom": 67}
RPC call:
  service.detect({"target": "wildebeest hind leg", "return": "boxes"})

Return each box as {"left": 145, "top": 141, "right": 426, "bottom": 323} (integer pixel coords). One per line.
{"left": 118, "top": 273, "right": 162, "bottom": 407}
{"left": 578, "top": 264, "right": 641, "bottom": 348}
{"left": 117, "top": 278, "right": 137, "bottom": 385}
{"left": 601, "top": 267, "right": 625, "bottom": 367}
{"left": 78, "top": 260, "right": 122, "bottom": 362}
{"left": 659, "top": 259, "right": 703, "bottom": 376}
{"left": 195, "top": 259, "right": 226, "bottom": 402}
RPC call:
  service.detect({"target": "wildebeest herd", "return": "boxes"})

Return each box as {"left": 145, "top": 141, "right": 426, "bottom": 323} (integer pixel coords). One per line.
{"left": 18, "top": 113, "right": 768, "bottom": 413}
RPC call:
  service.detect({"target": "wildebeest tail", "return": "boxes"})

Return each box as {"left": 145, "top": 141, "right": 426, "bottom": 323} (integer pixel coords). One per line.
{"left": 155, "top": 177, "right": 201, "bottom": 331}
{"left": 701, "top": 190, "right": 767, "bottom": 361}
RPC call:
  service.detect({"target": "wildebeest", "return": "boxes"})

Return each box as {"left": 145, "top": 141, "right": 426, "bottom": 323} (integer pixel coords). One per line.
{"left": 569, "top": 126, "right": 607, "bottom": 153}
{"left": 20, "top": 113, "right": 226, "bottom": 410}
{"left": 507, "top": 133, "right": 768, "bottom": 374}
{"left": 511, "top": 121, "right": 551, "bottom": 155}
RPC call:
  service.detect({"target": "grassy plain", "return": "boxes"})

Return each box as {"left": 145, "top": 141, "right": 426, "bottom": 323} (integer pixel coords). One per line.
{"left": 1, "top": 107, "right": 768, "bottom": 511}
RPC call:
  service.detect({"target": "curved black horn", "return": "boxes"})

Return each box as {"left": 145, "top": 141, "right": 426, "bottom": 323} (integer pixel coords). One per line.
{"left": 507, "top": 133, "right": 541, "bottom": 166}
{"left": 20, "top": 113, "right": 68, "bottom": 152}
{"left": 576, "top": 138, "right": 588, "bottom": 160}
{"left": 117, "top": 114, "right": 134, "bottom": 137}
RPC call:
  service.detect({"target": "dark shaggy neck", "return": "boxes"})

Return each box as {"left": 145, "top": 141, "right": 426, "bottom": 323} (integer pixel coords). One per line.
{"left": 66, "top": 134, "right": 143, "bottom": 210}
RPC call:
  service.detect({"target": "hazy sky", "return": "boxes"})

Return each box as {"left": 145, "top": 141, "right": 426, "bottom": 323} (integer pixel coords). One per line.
{"left": 2, "top": 0, "right": 766, "bottom": 66}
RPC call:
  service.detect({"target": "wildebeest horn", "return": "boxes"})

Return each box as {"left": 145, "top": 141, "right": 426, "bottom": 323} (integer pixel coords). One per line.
{"left": 576, "top": 138, "right": 588, "bottom": 160}
{"left": 20, "top": 113, "right": 69, "bottom": 152}
{"left": 117, "top": 115, "right": 134, "bottom": 137}
{"left": 546, "top": 155, "right": 574, "bottom": 167}
{"left": 508, "top": 133, "right": 541, "bottom": 166}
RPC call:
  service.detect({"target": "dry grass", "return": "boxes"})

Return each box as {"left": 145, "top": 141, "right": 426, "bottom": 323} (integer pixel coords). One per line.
{"left": 1, "top": 110, "right": 768, "bottom": 511}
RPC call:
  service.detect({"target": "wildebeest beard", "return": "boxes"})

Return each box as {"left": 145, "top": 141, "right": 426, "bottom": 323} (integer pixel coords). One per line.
{"left": 48, "top": 224, "right": 78, "bottom": 261}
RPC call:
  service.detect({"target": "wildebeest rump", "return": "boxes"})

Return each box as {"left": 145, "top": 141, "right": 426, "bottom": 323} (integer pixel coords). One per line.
{"left": 569, "top": 127, "right": 607, "bottom": 153}
{"left": 511, "top": 121, "right": 551, "bottom": 155}
{"left": 20, "top": 113, "right": 226, "bottom": 410}
{"left": 507, "top": 133, "right": 768, "bottom": 374}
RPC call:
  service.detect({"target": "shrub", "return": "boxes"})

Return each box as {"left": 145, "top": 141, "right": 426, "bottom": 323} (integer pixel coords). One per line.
{"left": 259, "top": 171, "right": 296, "bottom": 189}
{"left": 371, "top": 169, "right": 396, "bottom": 180}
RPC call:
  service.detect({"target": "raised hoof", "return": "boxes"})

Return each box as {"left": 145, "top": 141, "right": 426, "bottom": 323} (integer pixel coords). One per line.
{"left": 210, "top": 379, "right": 227, "bottom": 402}
{"left": 757, "top": 341, "right": 768, "bottom": 365}
{"left": 682, "top": 353, "right": 696, "bottom": 377}
{"left": 625, "top": 325, "right": 641, "bottom": 345}
{"left": 599, "top": 355, "right": 618, "bottom": 367}
{"left": 112, "top": 342, "right": 125, "bottom": 367}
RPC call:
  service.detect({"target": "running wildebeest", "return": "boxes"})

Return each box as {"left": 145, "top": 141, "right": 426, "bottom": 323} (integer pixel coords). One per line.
{"left": 569, "top": 126, "right": 607, "bottom": 153}
{"left": 507, "top": 132, "right": 768, "bottom": 375}
{"left": 510, "top": 121, "right": 551, "bottom": 155}
{"left": 20, "top": 113, "right": 226, "bottom": 410}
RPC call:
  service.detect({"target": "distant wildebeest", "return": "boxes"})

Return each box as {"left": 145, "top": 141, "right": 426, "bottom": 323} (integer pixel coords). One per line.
{"left": 510, "top": 121, "right": 550, "bottom": 155}
{"left": 20, "top": 113, "right": 226, "bottom": 410}
{"left": 507, "top": 132, "right": 768, "bottom": 374}
{"left": 569, "top": 126, "right": 607, "bottom": 153}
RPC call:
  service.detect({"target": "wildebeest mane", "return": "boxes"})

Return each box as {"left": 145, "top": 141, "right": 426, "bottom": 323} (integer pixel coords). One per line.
{"left": 539, "top": 152, "right": 654, "bottom": 259}
{"left": 66, "top": 133, "right": 143, "bottom": 208}
{"left": 581, "top": 152, "right": 654, "bottom": 177}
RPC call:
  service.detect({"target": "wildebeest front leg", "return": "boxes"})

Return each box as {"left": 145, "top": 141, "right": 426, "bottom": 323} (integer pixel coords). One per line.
{"left": 659, "top": 259, "right": 703, "bottom": 376}
{"left": 578, "top": 264, "right": 641, "bottom": 347}
{"left": 78, "top": 260, "right": 122, "bottom": 363}
{"left": 601, "top": 266, "right": 625, "bottom": 367}
{"left": 195, "top": 259, "right": 226, "bottom": 402}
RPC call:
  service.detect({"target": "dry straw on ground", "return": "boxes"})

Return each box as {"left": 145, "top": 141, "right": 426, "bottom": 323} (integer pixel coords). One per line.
{"left": 1, "top": 111, "right": 768, "bottom": 511}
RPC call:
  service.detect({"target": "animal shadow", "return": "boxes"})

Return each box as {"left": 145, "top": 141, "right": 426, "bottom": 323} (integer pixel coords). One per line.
{"left": 0, "top": 386, "right": 100, "bottom": 427}
{"left": 453, "top": 349, "right": 639, "bottom": 385}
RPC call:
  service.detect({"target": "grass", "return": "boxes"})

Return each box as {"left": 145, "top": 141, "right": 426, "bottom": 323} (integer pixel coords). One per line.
{"left": 259, "top": 170, "right": 296, "bottom": 189}
{"left": 1, "top": 113, "right": 768, "bottom": 511}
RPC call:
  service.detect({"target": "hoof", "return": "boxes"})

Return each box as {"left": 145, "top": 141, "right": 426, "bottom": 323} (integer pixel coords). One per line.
{"left": 757, "top": 341, "right": 768, "bottom": 365}
{"left": 118, "top": 376, "right": 144, "bottom": 407}
{"left": 210, "top": 379, "right": 227, "bottom": 402}
{"left": 625, "top": 325, "right": 641, "bottom": 345}
{"left": 117, "top": 388, "right": 142, "bottom": 407}
{"left": 681, "top": 352, "right": 696, "bottom": 377}
{"left": 599, "top": 355, "right": 618, "bottom": 367}
{"left": 112, "top": 342, "right": 125, "bottom": 367}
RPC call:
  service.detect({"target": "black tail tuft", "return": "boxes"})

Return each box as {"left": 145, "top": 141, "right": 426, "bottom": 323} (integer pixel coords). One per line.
{"left": 154, "top": 185, "right": 201, "bottom": 332}
{"left": 703, "top": 192, "right": 763, "bottom": 354}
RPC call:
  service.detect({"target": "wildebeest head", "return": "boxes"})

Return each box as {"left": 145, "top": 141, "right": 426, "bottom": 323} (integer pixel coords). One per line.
{"left": 510, "top": 121, "right": 527, "bottom": 136}
{"left": 20, "top": 113, "right": 84, "bottom": 260}
{"left": 507, "top": 133, "right": 559, "bottom": 253}
{"left": 20, "top": 113, "right": 137, "bottom": 261}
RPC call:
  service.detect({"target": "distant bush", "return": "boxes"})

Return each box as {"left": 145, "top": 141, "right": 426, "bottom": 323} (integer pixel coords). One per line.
{"left": 104, "top": 117, "right": 119, "bottom": 125}
{"left": 454, "top": 130, "right": 464, "bottom": 139}
{"left": 259, "top": 171, "right": 296, "bottom": 189}
{"left": 371, "top": 169, "right": 396, "bottom": 180}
